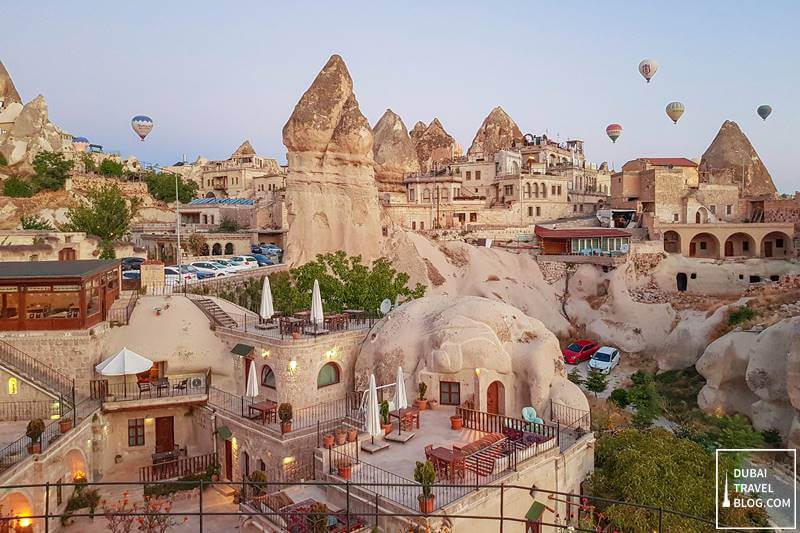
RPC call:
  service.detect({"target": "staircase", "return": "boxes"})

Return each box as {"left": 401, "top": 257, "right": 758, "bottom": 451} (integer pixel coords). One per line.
{"left": 0, "top": 339, "right": 74, "bottom": 405}
{"left": 189, "top": 297, "right": 238, "bottom": 329}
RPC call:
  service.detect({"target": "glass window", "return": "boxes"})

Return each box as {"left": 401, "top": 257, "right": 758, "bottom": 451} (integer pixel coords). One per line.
{"left": 317, "top": 362, "right": 340, "bottom": 388}
{"left": 475, "top": 171, "right": 481, "bottom": 180}
{"left": 439, "top": 381, "right": 460, "bottom": 405}
{"left": 261, "top": 365, "right": 275, "bottom": 389}
{"left": 0, "top": 290, "right": 19, "bottom": 320}
{"left": 86, "top": 286, "right": 101, "bottom": 316}
{"left": 128, "top": 418, "right": 145, "bottom": 447}
{"left": 26, "top": 290, "right": 81, "bottom": 319}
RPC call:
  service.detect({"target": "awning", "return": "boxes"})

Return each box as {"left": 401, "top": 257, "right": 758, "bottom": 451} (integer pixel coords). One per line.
{"left": 217, "top": 426, "right": 232, "bottom": 440}
{"left": 230, "top": 343, "right": 254, "bottom": 357}
{"left": 525, "top": 501, "right": 546, "bottom": 522}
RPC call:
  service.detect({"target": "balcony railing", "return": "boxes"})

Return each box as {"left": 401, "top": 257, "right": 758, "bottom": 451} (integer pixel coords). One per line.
{"left": 89, "top": 372, "right": 210, "bottom": 403}
{"left": 0, "top": 339, "right": 75, "bottom": 401}
{"left": 139, "top": 452, "right": 218, "bottom": 483}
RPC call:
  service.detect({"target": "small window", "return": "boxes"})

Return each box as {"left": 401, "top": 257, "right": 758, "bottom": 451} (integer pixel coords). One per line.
{"left": 439, "top": 381, "right": 461, "bottom": 405}
{"left": 776, "top": 239, "right": 785, "bottom": 248}
{"left": 690, "top": 273, "right": 697, "bottom": 279}
{"left": 128, "top": 418, "right": 145, "bottom": 447}
{"left": 317, "top": 362, "right": 340, "bottom": 388}
{"left": 726, "top": 205, "right": 732, "bottom": 215}
{"left": 673, "top": 213, "right": 679, "bottom": 222}
{"left": 465, "top": 171, "right": 471, "bottom": 180}
{"left": 261, "top": 365, "right": 275, "bottom": 389}
{"left": 770, "top": 275, "right": 780, "bottom": 282}
{"left": 536, "top": 206, "right": 541, "bottom": 216}
{"left": 504, "top": 185, "right": 513, "bottom": 195}
{"left": 475, "top": 171, "right": 481, "bottom": 180}
{"left": 700, "top": 241, "right": 707, "bottom": 250}
{"left": 469, "top": 213, "right": 477, "bottom": 223}
{"left": 528, "top": 206, "right": 533, "bottom": 217}
{"left": 743, "top": 241, "right": 749, "bottom": 252}
{"left": 709, "top": 205, "right": 716, "bottom": 214}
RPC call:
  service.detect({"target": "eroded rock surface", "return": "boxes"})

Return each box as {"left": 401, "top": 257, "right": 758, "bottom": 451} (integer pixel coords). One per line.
{"left": 372, "top": 109, "right": 419, "bottom": 192}
{"left": 0, "top": 60, "right": 22, "bottom": 106}
{"left": 467, "top": 106, "right": 523, "bottom": 157}
{"left": 0, "top": 95, "right": 69, "bottom": 173}
{"left": 412, "top": 118, "right": 462, "bottom": 173}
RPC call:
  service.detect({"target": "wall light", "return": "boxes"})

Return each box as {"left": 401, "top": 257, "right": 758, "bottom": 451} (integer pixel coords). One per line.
{"left": 17, "top": 516, "right": 32, "bottom": 528}
{"left": 261, "top": 348, "right": 271, "bottom": 359}
{"left": 282, "top": 455, "right": 295, "bottom": 466}
{"left": 324, "top": 347, "right": 338, "bottom": 360}
{"left": 288, "top": 360, "right": 298, "bottom": 373}
{"left": 474, "top": 368, "right": 481, "bottom": 377}
{"left": 144, "top": 415, "right": 154, "bottom": 423}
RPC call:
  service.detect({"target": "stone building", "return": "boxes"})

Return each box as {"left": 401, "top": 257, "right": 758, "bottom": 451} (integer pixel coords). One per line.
{"left": 194, "top": 141, "right": 283, "bottom": 199}
{"left": 0, "top": 231, "right": 143, "bottom": 262}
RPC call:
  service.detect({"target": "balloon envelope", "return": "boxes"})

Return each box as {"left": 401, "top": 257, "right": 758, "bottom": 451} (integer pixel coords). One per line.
{"left": 638, "top": 58, "right": 659, "bottom": 83}
{"left": 665, "top": 102, "right": 685, "bottom": 124}
{"left": 606, "top": 124, "right": 623, "bottom": 143}
{"left": 72, "top": 136, "right": 90, "bottom": 152}
{"left": 757, "top": 105, "right": 772, "bottom": 121}
{"left": 131, "top": 115, "right": 154, "bottom": 141}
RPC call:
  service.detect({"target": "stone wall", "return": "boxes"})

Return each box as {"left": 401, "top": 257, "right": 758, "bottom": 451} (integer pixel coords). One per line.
{"left": 537, "top": 260, "right": 568, "bottom": 284}
{"left": 0, "top": 368, "right": 54, "bottom": 403}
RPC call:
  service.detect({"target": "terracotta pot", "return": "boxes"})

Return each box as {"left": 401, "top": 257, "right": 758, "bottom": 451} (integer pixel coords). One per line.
{"left": 323, "top": 434, "right": 334, "bottom": 448}
{"left": 337, "top": 464, "right": 352, "bottom": 480}
{"left": 335, "top": 431, "right": 347, "bottom": 446}
{"left": 418, "top": 494, "right": 435, "bottom": 514}
{"left": 450, "top": 415, "right": 463, "bottom": 430}
{"left": 382, "top": 423, "right": 393, "bottom": 436}
{"left": 27, "top": 442, "right": 42, "bottom": 454}
{"left": 414, "top": 399, "right": 428, "bottom": 411}
{"left": 211, "top": 474, "right": 220, "bottom": 482}
{"left": 59, "top": 419, "right": 73, "bottom": 433}
{"left": 347, "top": 428, "right": 358, "bottom": 442}
{"left": 281, "top": 421, "right": 292, "bottom": 434}
{"left": 428, "top": 400, "right": 438, "bottom": 410}
{"left": 291, "top": 331, "right": 301, "bottom": 340}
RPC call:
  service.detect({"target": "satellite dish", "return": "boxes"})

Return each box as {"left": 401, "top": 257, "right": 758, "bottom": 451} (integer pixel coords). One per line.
{"left": 379, "top": 299, "right": 392, "bottom": 315}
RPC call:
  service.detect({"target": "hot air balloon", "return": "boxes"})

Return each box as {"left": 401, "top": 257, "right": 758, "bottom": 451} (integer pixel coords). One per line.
{"left": 757, "top": 105, "right": 772, "bottom": 121}
{"left": 665, "top": 102, "right": 685, "bottom": 124}
{"left": 606, "top": 124, "right": 623, "bottom": 143}
{"left": 131, "top": 115, "right": 154, "bottom": 141}
{"left": 638, "top": 58, "right": 659, "bottom": 83}
{"left": 72, "top": 136, "right": 90, "bottom": 153}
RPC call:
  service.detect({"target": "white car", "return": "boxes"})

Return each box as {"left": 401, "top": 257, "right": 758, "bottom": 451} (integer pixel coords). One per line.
{"left": 164, "top": 266, "right": 197, "bottom": 285}
{"left": 210, "top": 259, "right": 246, "bottom": 273}
{"left": 229, "top": 255, "right": 259, "bottom": 269}
{"left": 190, "top": 261, "right": 229, "bottom": 277}
{"left": 588, "top": 346, "right": 621, "bottom": 374}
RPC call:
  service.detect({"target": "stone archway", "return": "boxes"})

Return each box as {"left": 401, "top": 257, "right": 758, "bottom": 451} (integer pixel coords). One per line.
{"left": 689, "top": 232, "right": 720, "bottom": 259}
{"left": 0, "top": 491, "right": 34, "bottom": 529}
{"left": 761, "top": 231, "right": 792, "bottom": 258}
{"left": 724, "top": 232, "right": 756, "bottom": 257}
{"left": 695, "top": 207, "right": 709, "bottom": 224}
{"left": 224, "top": 243, "right": 234, "bottom": 255}
{"left": 205, "top": 191, "right": 216, "bottom": 199}
{"left": 663, "top": 230, "right": 681, "bottom": 254}
{"left": 64, "top": 448, "right": 88, "bottom": 481}
{"left": 211, "top": 243, "right": 222, "bottom": 255}
{"left": 486, "top": 380, "right": 505, "bottom": 415}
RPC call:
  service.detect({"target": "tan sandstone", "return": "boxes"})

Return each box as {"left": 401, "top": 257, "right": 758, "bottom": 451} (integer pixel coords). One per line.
{"left": 467, "top": 106, "right": 523, "bottom": 157}
{"left": 372, "top": 109, "right": 420, "bottom": 193}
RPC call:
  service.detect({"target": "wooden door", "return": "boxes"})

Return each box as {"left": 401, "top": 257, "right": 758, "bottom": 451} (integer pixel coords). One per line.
{"left": 725, "top": 240, "right": 734, "bottom": 257}
{"left": 224, "top": 439, "right": 233, "bottom": 480}
{"left": 59, "top": 248, "right": 76, "bottom": 261}
{"left": 487, "top": 381, "right": 502, "bottom": 415}
{"left": 689, "top": 242, "right": 696, "bottom": 257}
{"left": 154, "top": 416, "right": 174, "bottom": 453}
{"left": 764, "top": 241, "right": 773, "bottom": 258}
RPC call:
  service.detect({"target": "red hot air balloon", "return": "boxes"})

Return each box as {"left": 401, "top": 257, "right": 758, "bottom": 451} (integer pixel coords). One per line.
{"left": 606, "top": 124, "right": 623, "bottom": 143}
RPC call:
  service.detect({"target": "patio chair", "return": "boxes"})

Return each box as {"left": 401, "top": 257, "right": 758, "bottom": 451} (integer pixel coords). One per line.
{"left": 137, "top": 381, "right": 151, "bottom": 399}
{"left": 173, "top": 379, "right": 188, "bottom": 394}
{"left": 424, "top": 444, "right": 434, "bottom": 460}
{"left": 521, "top": 407, "right": 544, "bottom": 427}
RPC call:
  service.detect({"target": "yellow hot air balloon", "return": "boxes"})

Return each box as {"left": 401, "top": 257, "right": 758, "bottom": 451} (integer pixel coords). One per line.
{"left": 665, "top": 102, "right": 685, "bottom": 124}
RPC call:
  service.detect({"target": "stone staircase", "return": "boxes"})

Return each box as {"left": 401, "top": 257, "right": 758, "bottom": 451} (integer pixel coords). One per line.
{"left": 0, "top": 339, "right": 74, "bottom": 405}
{"left": 189, "top": 297, "right": 238, "bottom": 329}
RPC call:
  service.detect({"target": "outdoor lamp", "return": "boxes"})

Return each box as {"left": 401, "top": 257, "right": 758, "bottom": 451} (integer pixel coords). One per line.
{"left": 288, "top": 360, "right": 298, "bottom": 372}
{"left": 474, "top": 368, "right": 481, "bottom": 377}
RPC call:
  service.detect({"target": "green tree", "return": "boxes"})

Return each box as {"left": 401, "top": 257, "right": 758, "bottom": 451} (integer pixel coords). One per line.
{"left": 216, "top": 217, "right": 241, "bottom": 232}
{"left": 63, "top": 183, "right": 138, "bottom": 258}
{"left": 585, "top": 368, "right": 608, "bottom": 397}
{"left": 143, "top": 171, "right": 198, "bottom": 203}
{"left": 608, "top": 388, "right": 630, "bottom": 408}
{"left": 0, "top": 152, "right": 7, "bottom": 166}
{"left": 20, "top": 215, "right": 54, "bottom": 230}
{"left": 3, "top": 176, "right": 34, "bottom": 197}
{"left": 31, "top": 151, "right": 74, "bottom": 191}
{"left": 81, "top": 153, "right": 97, "bottom": 173}
{"left": 98, "top": 158, "right": 124, "bottom": 177}
{"left": 567, "top": 367, "right": 584, "bottom": 386}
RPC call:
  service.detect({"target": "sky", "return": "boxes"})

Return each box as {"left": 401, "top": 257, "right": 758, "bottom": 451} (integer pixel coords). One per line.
{"left": 2, "top": 1, "right": 798, "bottom": 192}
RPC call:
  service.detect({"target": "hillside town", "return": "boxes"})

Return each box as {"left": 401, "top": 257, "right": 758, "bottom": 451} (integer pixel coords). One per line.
{"left": 1, "top": 19, "right": 799, "bottom": 533}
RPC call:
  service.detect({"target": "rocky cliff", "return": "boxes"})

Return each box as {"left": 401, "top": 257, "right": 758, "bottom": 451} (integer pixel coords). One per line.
{"left": 0, "top": 95, "right": 70, "bottom": 174}
{"left": 467, "top": 106, "right": 523, "bottom": 157}
{"left": 412, "top": 118, "right": 462, "bottom": 173}
{"left": 282, "top": 54, "right": 382, "bottom": 265}
{"left": 0, "top": 60, "right": 22, "bottom": 106}
{"left": 372, "top": 109, "right": 420, "bottom": 193}
{"left": 409, "top": 121, "right": 427, "bottom": 145}
{"left": 699, "top": 120, "right": 777, "bottom": 198}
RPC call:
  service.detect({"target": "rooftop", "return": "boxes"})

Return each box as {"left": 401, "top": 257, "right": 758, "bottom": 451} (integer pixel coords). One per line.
{"left": 186, "top": 198, "right": 256, "bottom": 206}
{"left": 0, "top": 259, "right": 120, "bottom": 280}
{"left": 534, "top": 226, "right": 631, "bottom": 239}
{"left": 639, "top": 157, "right": 698, "bottom": 168}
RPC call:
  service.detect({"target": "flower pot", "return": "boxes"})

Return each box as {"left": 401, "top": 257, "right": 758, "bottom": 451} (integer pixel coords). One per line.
{"left": 281, "top": 421, "right": 292, "bottom": 434}
{"left": 414, "top": 399, "right": 428, "bottom": 411}
{"left": 337, "top": 464, "right": 352, "bottom": 480}
{"left": 428, "top": 400, "right": 439, "bottom": 410}
{"left": 27, "top": 442, "right": 42, "bottom": 454}
{"left": 211, "top": 474, "right": 220, "bottom": 482}
{"left": 450, "top": 415, "right": 463, "bottom": 430}
{"left": 291, "top": 331, "right": 301, "bottom": 340}
{"left": 59, "top": 419, "right": 73, "bottom": 433}
{"left": 323, "top": 434, "right": 334, "bottom": 448}
{"left": 347, "top": 428, "right": 358, "bottom": 442}
{"left": 418, "top": 494, "right": 435, "bottom": 514}
{"left": 335, "top": 431, "right": 347, "bottom": 446}
{"left": 382, "top": 423, "right": 393, "bottom": 436}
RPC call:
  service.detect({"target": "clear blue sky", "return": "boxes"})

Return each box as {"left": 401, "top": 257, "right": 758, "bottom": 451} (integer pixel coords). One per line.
{"left": 2, "top": 1, "right": 798, "bottom": 191}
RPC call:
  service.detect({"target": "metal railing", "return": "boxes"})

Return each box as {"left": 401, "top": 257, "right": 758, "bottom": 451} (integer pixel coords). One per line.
{"left": 0, "top": 339, "right": 75, "bottom": 401}
{"left": 106, "top": 291, "right": 139, "bottom": 325}
{"left": 139, "top": 452, "right": 218, "bottom": 483}
{"left": 89, "top": 372, "right": 210, "bottom": 402}
{"left": 456, "top": 406, "right": 559, "bottom": 444}
{"left": 549, "top": 400, "right": 591, "bottom": 431}
{"left": 0, "top": 400, "right": 58, "bottom": 422}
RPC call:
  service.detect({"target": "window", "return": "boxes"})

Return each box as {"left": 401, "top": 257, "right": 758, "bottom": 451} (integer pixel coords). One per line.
{"left": 412, "top": 221, "right": 416, "bottom": 230}
{"left": 317, "top": 362, "right": 340, "bottom": 388}
{"left": 422, "top": 189, "right": 431, "bottom": 202}
{"left": 469, "top": 213, "right": 477, "bottom": 222}
{"left": 726, "top": 205, "right": 732, "bottom": 215}
{"left": 528, "top": 206, "right": 533, "bottom": 217}
{"left": 128, "top": 418, "right": 145, "bottom": 447}
{"left": 573, "top": 205, "right": 577, "bottom": 212}
{"left": 776, "top": 238, "right": 785, "bottom": 248}
{"left": 673, "top": 213, "right": 679, "bottom": 222}
{"left": 420, "top": 221, "right": 425, "bottom": 230}
{"left": 261, "top": 365, "right": 275, "bottom": 389}
{"left": 408, "top": 189, "right": 416, "bottom": 202}
{"left": 700, "top": 241, "right": 707, "bottom": 250}
{"left": 551, "top": 185, "right": 556, "bottom": 195}
{"left": 504, "top": 185, "right": 513, "bottom": 196}
{"left": 536, "top": 206, "right": 541, "bottom": 216}
{"left": 475, "top": 171, "right": 481, "bottom": 180}
{"left": 709, "top": 205, "right": 716, "bottom": 214}
{"left": 743, "top": 241, "right": 750, "bottom": 252}
{"left": 7, "top": 377, "right": 18, "bottom": 395}
{"left": 439, "top": 381, "right": 461, "bottom": 405}
{"left": 465, "top": 171, "right": 471, "bottom": 180}
{"left": 557, "top": 185, "right": 562, "bottom": 195}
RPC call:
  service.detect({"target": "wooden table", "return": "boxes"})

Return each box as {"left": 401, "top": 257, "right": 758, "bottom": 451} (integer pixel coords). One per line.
{"left": 248, "top": 400, "right": 278, "bottom": 424}
{"left": 343, "top": 309, "right": 366, "bottom": 324}
{"left": 429, "top": 447, "right": 459, "bottom": 479}
{"left": 324, "top": 313, "right": 349, "bottom": 331}
{"left": 389, "top": 408, "right": 420, "bottom": 434}
{"left": 280, "top": 317, "right": 304, "bottom": 336}
{"left": 151, "top": 379, "right": 171, "bottom": 397}
{"left": 292, "top": 311, "right": 311, "bottom": 324}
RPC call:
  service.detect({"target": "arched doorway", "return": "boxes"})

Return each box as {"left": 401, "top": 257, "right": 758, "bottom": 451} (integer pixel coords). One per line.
{"left": 205, "top": 191, "right": 216, "bottom": 199}
{"left": 0, "top": 491, "right": 33, "bottom": 530}
{"left": 761, "top": 231, "right": 792, "bottom": 258}
{"left": 689, "top": 232, "right": 719, "bottom": 258}
{"left": 724, "top": 232, "right": 756, "bottom": 257}
{"left": 486, "top": 381, "right": 505, "bottom": 415}
{"left": 59, "top": 247, "right": 76, "bottom": 261}
{"left": 201, "top": 243, "right": 210, "bottom": 256}
{"left": 695, "top": 207, "right": 709, "bottom": 224}
{"left": 64, "top": 448, "right": 88, "bottom": 481}
{"left": 663, "top": 231, "right": 681, "bottom": 254}
{"left": 224, "top": 243, "right": 234, "bottom": 255}
{"left": 211, "top": 243, "right": 222, "bottom": 255}
{"left": 676, "top": 273, "right": 688, "bottom": 292}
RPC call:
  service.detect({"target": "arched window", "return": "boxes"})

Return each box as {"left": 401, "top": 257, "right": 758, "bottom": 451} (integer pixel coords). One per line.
{"left": 8, "top": 377, "right": 18, "bottom": 395}
{"left": 201, "top": 243, "right": 210, "bottom": 256}
{"left": 212, "top": 243, "right": 222, "bottom": 255}
{"left": 533, "top": 182, "right": 539, "bottom": 197}
{"left": 224, "top": 243, "right": 234, "bottom": 254}
{"left": 261, "top": 365, "right": 275, "bottom": 389}
{"left": 317, "top": 362, "right": 341, "bottom": 388}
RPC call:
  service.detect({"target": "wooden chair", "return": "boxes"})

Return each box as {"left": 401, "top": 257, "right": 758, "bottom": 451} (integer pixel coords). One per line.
{"left": 137, "top": 381, "right": 151, "bottom": 398}
{"left": 424, "top": 444, "right": 434, "bottom": 460}
{"left": 173, "top": 379, "right": 188, "bottom": 394}
{"left": 451, "top": 454, "right": 466, "bottom": 482}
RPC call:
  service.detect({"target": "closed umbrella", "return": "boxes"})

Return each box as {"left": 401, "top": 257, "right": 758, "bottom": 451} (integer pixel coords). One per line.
{"left": 259, "top": 276, "right": 274, "bottom": 321}
{"left": 395, "top": 367, "right": 408, "bottom": 410}
{"left": 366, "top": 374, "right": 382, "bottom": 444}
{"left": 310, "top": 279, "right": 324, "bottom": 327}
{"left": 246, "top": 362, "right": 259, "bottom": 398}
{"left": 95, "top": 347, "right": 154, "bottom": 398}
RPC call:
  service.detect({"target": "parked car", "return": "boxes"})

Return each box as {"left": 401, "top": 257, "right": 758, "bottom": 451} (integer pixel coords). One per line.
{"left": 562, "top": 340, "right": 600, "bottom": 364}
{"left": 190, "top": 261, "right": 229, "bottom": 277}
{"left": 122, "top": 270, "right": 141, "bottom": 281}
{"left": 210, "top": 259, "right": 245, "bottom": 273}
{"left": 228, "top": 255, "right": 259, "bottom": 269}
{"left": 180, "top": 264, "right": 212, "bottom": 280}
{"left": 121, "top": 257, "right": 145, "bottom": 271}
{"left": 249, "top": 253, "right": 274, "bottom": 266}
{"left": 164, "top": 266, "right": 197, "bottom": 285}
{"left": 589, "top": 346, "right": 621, "bottom": 374}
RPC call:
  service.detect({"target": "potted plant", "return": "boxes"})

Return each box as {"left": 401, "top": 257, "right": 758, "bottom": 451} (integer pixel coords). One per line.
{"left": 249, "top": 470, "right": 268, "bottom": 495}
{"left": 306, "top": 502, "right": 329, "bottom": 533}
{"left": 336, "top": 458, "right": 352, "bottom": 480}
{"left": 450, "top": 414, "right": 463, "bottom": 430}
{"left": 380, "top": 400, "right": 392, "bottom": 435}
{"left": 428, "top": 399, "right": 439, "bottom": 410}
{"left": 278, "top": 403, "right": 293, "bottom": 433}
{"left": 59, "top": 417, "right": 73, "bottom": 434}
{"left": 26, "top": 418, "right": 45, "bottom": 454}
{"left": 346, "top": 427, "right": 358, "bottom": 442}
{"left": 415, "top": 382, "right": 429, "bottom": 410}
{"left": 335, "top": 428, "right": 347, "bottom": 446}
{"left": 207, "top": 463, "right": 221, "bottom": 482}
{"left": 322, "top": 432, "right": 335, "bottom": 449}
{"left": 414, "top": 460, "right": 436, "bottom": 514}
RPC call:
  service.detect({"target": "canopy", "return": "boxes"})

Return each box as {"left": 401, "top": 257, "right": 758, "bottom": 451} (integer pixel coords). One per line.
{"left": 365, "top": 374, "right": 382, "bottom": 440}
{"left": 95, "top": 347, "right": 153, "bottom": 376}
{"left": 259, "top": 276, "right": 274, "bottom": 320}
{"left": 310, "top": 279, "right": 324, "bottom": 326}
{"left": 395, "top": 367, "right": 408, "bottom": 410}
{"left": 246, "top": 362, "right": 259, "bottom": 398}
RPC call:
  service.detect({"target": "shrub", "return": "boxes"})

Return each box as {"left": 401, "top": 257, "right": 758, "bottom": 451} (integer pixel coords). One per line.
{"left": 278, "top": 403, "right": 293, "bottom": 423}
{"left": 98, "top": 158, "right": 124, "bottom": 177}
{"left": 380, "top": 400, "right": 390, "bottom": 425}
{"left": 0, "top": 152, "right": 7, "bottom": 166}
{"left": 81, "top": 153, "right": 97, "bottom": 173}
{"left": 729, "top": 306, "right": 755, "bottom": 326}
{"left": 568, "top": 367, "right": 584, "bottom": 386}
{"left": 20, "top": 214, "right": 54, "bottom": 230}
{"left": 418, "top": 382, "right": 427, "bottom": 400}
{"left": 761, "top": 428, "right": 783, "bottom": 447}
{"left": 3, "top": 176, "right": 34, "bottom": 197}
{"left": 216, "top": 217, "right": 241, "bottom": 232}
{"left": 414, "top": 460, "right": 436, "bottom": 499}
{"left": 31, "top": 151, "right": 73, "bottom": 191}
{"left": 26, "top": 418, "right": 45, "bottom": 443}
{"left": 585, "top": 368, "right": 608, "bottom": 397}
{"left": 609, "top": 388, "right": 630, "bottom": 408}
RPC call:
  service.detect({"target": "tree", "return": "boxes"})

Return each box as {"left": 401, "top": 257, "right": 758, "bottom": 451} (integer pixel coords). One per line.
{"left": 3, "top": 176, "right": 34, "bottom": 197}
{"left": 64, "top": 183, "right": 138, "bottom": 259}
{"left": 567, "top": 367, "right": 584, "bottom": 386}
{"left": 608, "top": 388, "right": 630, "bottom": 408}
{"left": 20, "top": 214, "right": 54, "bottom": 230}
{"left": 31, "top": 151, "right": 73, "bottom": 191}
{"left": 81, "top": 153, "right": 97, "bottom": 173}
{"left": 216, "top": 217, "right": 241, "bottom": 232}
{"left": 184, "top": 232, "right": 208, "bottom": 257}
{"left": 98, "top": 158, "right": 124, "bottom": 177}
{"left": 585, "top": 368, "right": 608, "bottom": 397}
{"left": 143, "top": 171, "right": 198, "bottom": 203}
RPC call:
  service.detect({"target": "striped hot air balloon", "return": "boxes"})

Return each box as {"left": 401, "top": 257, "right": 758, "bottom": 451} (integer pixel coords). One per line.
{"left": 665, "top": 102, "right": 685, "bottom": 124}
{"left": 757, "top": 105, "right": 772, "bottom": 121}
{"left": 639, "top": 58, "right": 659, "bottom": 83}
{"left": 131, "top": 115, "right": 154, "bottom": 141}
{"left": 606, "top": 124, "right": 623, "bottom": 143}
{"left": 72, "top": 136, "right": 90, "bottom": 152}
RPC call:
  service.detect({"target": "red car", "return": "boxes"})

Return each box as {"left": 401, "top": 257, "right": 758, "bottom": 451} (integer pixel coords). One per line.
{"left": 562, "top": 340, "right": 600, "bottom": 364}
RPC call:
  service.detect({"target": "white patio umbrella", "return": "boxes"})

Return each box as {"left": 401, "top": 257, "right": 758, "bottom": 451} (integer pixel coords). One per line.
{"left": 310, "top": 279, "right": 324, "bottom": 326}
{"left": 259, "top": 276, "right": 274, "bottom": 320}
{"left": 395, "top": 366, "right": 408, "bottom": 410}
{"left": 95, "top": 347, "right": 153, "bottom": 398}
{"left": 366, "top": 373, "right": 382, "bottom": 444}
{"left": 246, "top": 362, "right": 259, "bottom": 398}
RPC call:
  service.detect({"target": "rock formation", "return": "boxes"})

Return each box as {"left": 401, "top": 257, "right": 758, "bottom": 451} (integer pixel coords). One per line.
{"left": 372, "top": 109, "right": 420, "bottom": 193}
{"left": 412, "top": 118, "right": 462, "bottom": 173}
{"left": 409, "top": 121, "right": 427, "bottom": 145}
{"left": 0, "top": 95, "right": 69, "bottom": 174}
{"left": 0, "top": 60, "right": 22, "bottom": 106}
{"left": 699, "top": 120, "right": 777, "bottom": 198}
{"left": 282, "top": 54, "right": 382, "bottom": 265}
{"left": 467, "top": 106, "right": 523, "bottom": 157}
{"left": 232, "top": 140, "right": 256, "bottom": 156}
{"left": 355, "top": 295, "right": 588, "bottom": 417}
